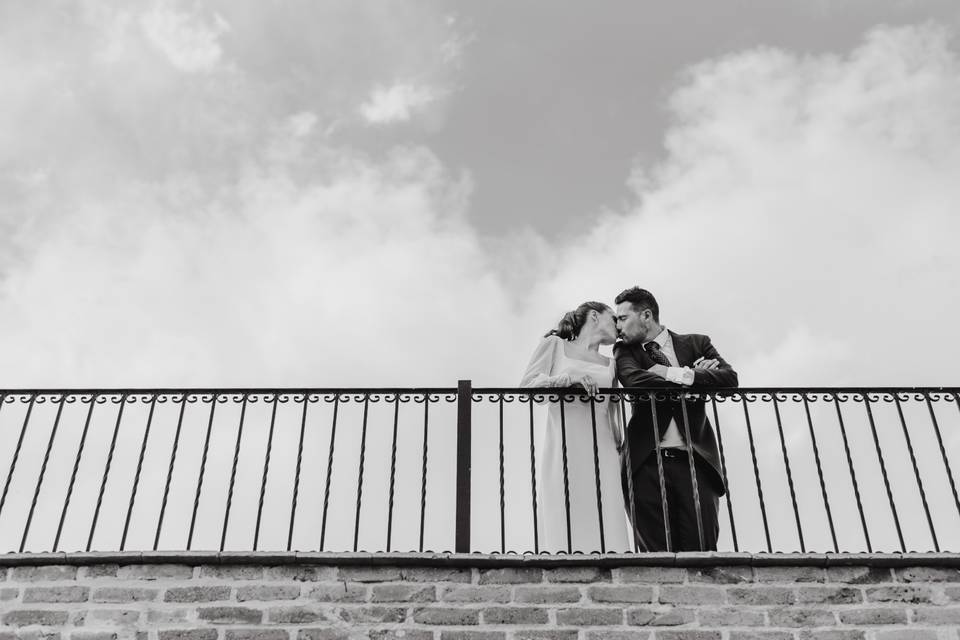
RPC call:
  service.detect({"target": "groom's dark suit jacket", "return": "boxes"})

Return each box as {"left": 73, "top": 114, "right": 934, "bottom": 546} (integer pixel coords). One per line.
{"left": 614, "top": 331, "right": 738, "bottom": 496}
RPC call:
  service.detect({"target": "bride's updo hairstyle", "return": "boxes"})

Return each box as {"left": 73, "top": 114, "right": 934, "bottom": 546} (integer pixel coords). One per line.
{"left": 545, "top": 301, "right": 611, "bottom": 340}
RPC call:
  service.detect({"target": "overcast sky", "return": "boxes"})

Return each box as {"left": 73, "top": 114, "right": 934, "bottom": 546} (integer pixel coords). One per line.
{"left": 2, "top": 1, "right": 960, "bottom": 388}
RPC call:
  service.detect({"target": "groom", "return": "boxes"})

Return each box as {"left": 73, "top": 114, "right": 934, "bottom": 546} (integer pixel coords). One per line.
{"left": 613, "top": 287, "right": 738, "bottom": 551}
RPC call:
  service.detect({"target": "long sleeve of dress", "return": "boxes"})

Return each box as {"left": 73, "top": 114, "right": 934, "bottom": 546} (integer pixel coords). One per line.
{"left": 606, "top": 378, "right": 625, "bottom": 449}
{"left": 519, "top": 336, "right": 569, "bottom": 387}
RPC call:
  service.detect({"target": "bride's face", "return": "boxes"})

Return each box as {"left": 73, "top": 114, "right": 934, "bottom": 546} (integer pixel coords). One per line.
{"left": 597, "top": 310, "right": 619, "bottom": 345}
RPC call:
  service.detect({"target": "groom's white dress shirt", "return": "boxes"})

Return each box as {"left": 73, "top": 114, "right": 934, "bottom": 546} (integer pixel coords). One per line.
{"left": 642, "top": 327, "right": 693, "bottom": 450}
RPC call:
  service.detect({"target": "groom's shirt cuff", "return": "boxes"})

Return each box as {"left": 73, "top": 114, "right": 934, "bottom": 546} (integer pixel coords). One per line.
{"left": 665, "top": 366, "right": 695, "bottom": 386}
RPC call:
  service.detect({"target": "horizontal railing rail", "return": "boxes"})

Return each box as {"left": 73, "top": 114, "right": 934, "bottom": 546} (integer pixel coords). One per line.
{"left": 0, "top": 386, "right": 956, "bottom": 554}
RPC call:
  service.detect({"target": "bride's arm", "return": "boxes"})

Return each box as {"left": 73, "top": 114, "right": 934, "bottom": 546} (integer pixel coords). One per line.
{"left": 607, "top": 374, "right": 625, "bottom": 449}
{"left": 519, "top": 336, "right": 570, "bottom": 388}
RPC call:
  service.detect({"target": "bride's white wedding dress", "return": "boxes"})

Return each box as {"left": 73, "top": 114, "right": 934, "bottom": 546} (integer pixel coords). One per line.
{"left": 520, "top": 335, "right": 633, "bottom": 553}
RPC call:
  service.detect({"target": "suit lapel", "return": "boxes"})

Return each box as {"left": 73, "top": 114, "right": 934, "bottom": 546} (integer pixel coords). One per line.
{"left": 670, "top": 331, "right": 694, "bottom": 367}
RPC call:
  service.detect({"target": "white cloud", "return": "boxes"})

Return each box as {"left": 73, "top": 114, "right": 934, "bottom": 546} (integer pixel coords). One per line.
{"left": 0, "top": 145, "right": 517, "bottom": 387}
{"left": 739, "top": 327, "right": 853, "bottom": 386}
{"left": 0, "top": 2, "right": 506, "bottom": 387}
{"left": 140, "top": 3, "right": 228, "bottom": 73}
{"left": 286, "top": 111, "right": 318, "bottom": 138}
{"left": 359, "top": 82, "right": 442, "bottom": 125}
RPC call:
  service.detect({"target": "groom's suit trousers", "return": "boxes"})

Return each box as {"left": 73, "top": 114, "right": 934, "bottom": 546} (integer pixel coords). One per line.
{"left": 625, "top": 448, "right": 720, "bottom": 552}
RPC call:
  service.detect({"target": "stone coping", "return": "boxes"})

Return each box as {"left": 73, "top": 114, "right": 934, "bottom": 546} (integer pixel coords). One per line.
{"left": 0, "top": 551, "right": 958, "bottom": 568}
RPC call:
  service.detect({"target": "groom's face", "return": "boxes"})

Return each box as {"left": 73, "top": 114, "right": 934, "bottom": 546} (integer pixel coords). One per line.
{"left": 615, "top": 302, "right": 653, "bottom": 344}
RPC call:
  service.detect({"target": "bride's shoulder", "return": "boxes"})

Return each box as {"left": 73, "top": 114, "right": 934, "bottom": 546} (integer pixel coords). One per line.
{"left": 534, "top": 334, "right": 564, "bottom": 346}
{"left": 530, "top": 334, "right": 563, "bottom": 353}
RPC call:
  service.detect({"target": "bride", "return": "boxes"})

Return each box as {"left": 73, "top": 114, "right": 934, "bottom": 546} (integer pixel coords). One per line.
{"left": 520, "top": 301, "right": 633, "bottom": 553}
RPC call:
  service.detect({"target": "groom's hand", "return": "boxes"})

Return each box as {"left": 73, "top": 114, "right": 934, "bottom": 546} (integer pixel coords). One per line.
{"left": 694, "top": 357, "right": 719, "bottom": 370}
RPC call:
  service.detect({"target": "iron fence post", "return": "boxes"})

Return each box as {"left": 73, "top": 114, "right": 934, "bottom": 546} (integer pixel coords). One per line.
{"left": 455, "top": 379, "right": 472, "bottom": 552}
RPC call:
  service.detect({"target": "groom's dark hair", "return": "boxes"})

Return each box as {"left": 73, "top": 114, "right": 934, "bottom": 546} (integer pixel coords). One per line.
{"left": 615, "top": 287, "right": 660, "bottom": 323}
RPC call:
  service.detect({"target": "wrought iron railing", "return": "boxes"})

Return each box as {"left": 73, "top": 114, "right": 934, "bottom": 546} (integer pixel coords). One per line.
{"left": 0, "top": 385, "right": 956, "bottom": 554}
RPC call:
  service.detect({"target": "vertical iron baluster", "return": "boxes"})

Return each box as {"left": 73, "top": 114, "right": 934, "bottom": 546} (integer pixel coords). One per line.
{"left": 454, "top": 381, "right": 472, "bottom": 553}
{"left": 386, "top": 394, "right": 400, "bottom": 552}
{"left": 588, "top": 397, "right": 606, "bottom": 553}
{"left": 711, "top": 395, "right": 738, "bottom": 552}
{"left": 88, "top": 394, "right": 127, "bottom": 552}
{"left": 498, "top": 395, "right": 506, "bottom": 553}
{"left": 527, "top": 395, "right": 539, "bottom": 554}
{"left": 121, "top": 394, "right": 158, "bottom": 550}
{"left": 288, "top": 394, "right": 309, "bottom": 552}
{"left": 187, "top": 394, "right": 218, "bottom": 551}
{"left": 833, "top": 394, "right": 871, "bottom": 552}
{"left": 220, "top": 394, "right": 248, "bottom": 552}
{"left": 862, "top": 393, "right": 905, "bottom": 552}
{"left": 772, "top": 394, "right": 804, "bottom": 552}
{"left": 619, "top": 394, "right": 641, "bottom": 552}
{"left": 679, "top": 395, "right": 705, "bottom": 551}
{"left": 20, "top": 393, "right": 67, "bottom": 552}
{"left": 320, "top": 395, "right": 340, "bottom": 551}
{"left": 55, "top": 394, "right": 97, "bottom": 551}
{"left": 353, "top": 394, "right": 370, "bottom": 552}
{"left": 253, "top": 394, "right": 279, "bottom": 551}
{"left": 155, "top": 394, "right": 187, "bottom": 550}
{"left": 741, "top": 395, "right": 771, "bottom": 552}
{"left": 558, "top": 395, "right": 572, "bottom": 553}
{"left": 0, "top": 394, "right": 36, "bottom": 521}
{"left": 649, "top": 394, "right": 671, "bottom": 551}
{"left": 802, "top": 394, "right": 838, "bottom": 553}
{"left": 418, "top": 395, "right": 429, "bottom": 552}
{"left": 929, "top": 393, "right": 960, "bottom": 520}
{"left": 893, "top": 393, "right": 936, "bottom": 551}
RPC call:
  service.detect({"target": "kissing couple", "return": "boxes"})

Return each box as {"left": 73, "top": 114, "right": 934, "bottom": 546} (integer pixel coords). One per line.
{"left": 520, "top": 287, "right": 738, "bottom": 553}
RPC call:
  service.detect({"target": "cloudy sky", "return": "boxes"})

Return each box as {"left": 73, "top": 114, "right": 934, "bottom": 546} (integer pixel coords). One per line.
{"left": 3, "top": 0, "right": 960, "bottom": 388}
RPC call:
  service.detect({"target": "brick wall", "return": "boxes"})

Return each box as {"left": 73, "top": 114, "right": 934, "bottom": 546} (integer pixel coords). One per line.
{"left": 1, "top": 554, "right": 959, "bottom": 640}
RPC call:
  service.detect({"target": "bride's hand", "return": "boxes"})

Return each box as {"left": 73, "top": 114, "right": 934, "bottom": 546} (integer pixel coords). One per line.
{"left": 551, "top": 373, "right": 572, "bottom": 388}
{"left": 572, "top": 373, "right": 599, "bottom": 396}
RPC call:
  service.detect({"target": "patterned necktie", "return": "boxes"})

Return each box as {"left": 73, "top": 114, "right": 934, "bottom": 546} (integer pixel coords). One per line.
{"left": 644, "top": 341, "right": 671, "bottom": 367}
